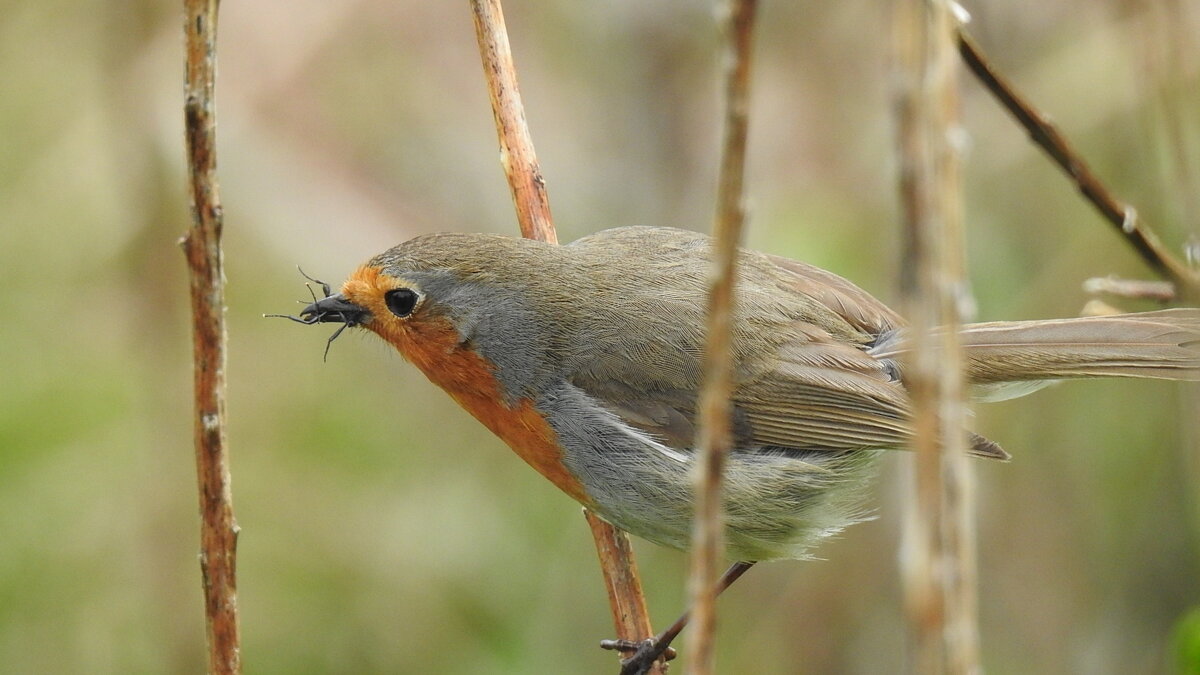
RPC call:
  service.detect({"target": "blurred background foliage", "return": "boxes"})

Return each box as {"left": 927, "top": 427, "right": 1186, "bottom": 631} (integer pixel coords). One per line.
{"left": 2, "top": 0, "right": 1198, "bottom": 672}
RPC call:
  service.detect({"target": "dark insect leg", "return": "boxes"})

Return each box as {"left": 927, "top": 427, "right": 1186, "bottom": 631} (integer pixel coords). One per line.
{"left": 297, "top": 266, "right": 333, "bottom": 299}
{"left": 322, "top": 320, "right": 354, "bottom": 362}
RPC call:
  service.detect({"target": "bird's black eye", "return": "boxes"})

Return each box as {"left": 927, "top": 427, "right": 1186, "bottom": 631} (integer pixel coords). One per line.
{"left": 384, "top": 288, "right": 419, "bottom": 318}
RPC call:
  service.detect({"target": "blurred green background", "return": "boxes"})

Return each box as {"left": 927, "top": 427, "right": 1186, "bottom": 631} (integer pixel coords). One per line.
{"left": 2, "top": 0, "right": 1198, "bottom": 672}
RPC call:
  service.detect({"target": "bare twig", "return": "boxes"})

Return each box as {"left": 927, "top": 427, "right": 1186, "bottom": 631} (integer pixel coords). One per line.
{"left": 688, "top": 1, "right": 758, "bottom": 673}
{"left": 469, "top": 0, "right": 557, "bottom": 244}
{"left": 469, "top": 2, "right": 657, "bottom": 671}
{"left": 1083, "top": 275, "right": 1177, "bottom": 303}
{"left": 181, "top": 0, "right": 241, "bottom": 673}
{"left": 601, "top": 562, "right": 753, "bottom": 672}
{"left": 895, "top": 2, "right": 977, "bottom": 672}
{"left": 957, "top": 28, "right": 1200, "bottom": 301}
{"left": 584, "top": 509, "right": 671, "bottom": 668}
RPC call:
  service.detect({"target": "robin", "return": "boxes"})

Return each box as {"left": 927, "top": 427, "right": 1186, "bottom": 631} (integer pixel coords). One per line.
{"left": 279, "top": 226, "right": 1199, "bottom": 666}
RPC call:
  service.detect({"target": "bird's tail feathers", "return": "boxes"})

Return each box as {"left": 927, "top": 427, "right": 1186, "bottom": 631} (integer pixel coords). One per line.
{"left": 869, "top": 309, "right": 1199, "bottom": 402}
{"left": 959, "top": 308, "right": 1199, "bottom": 385}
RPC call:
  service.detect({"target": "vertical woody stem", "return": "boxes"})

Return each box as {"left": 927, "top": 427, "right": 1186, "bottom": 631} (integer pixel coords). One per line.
{"left": 468, "top": 1, "right": 657, "bottom": 669}
{"left": 895, "top": 1, "right": 978, "bottom": 673}
{"left": 689, "top": 1, "right": 758, "bottom": 673}
{"left": 181, "top": 0, "right": 241, "bottom": 673}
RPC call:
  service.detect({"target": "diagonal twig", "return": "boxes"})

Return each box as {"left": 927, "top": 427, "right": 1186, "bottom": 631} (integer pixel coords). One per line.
{"left": 957, "top": 28, "right": 1200, "bottom": 301}
{"left": 584, "top": 509, "right": 671, "bottom": 665}
{"left": 468, "top": 2, "right": 658, "bottom": 671}
{"left": 181, "top": 0, "right": 242, "bottom": 673}
{"left": 469, "top": 0, "right": 557, "bottom": 245}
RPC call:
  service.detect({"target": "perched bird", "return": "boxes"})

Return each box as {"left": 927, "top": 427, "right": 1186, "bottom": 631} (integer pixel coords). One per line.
{"left": 285, "top": 226, "right": 1199, "bottom": 562}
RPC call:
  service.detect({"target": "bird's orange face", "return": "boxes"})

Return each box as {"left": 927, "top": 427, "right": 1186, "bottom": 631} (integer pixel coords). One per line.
{"left": 338, "top": 264, "right": 503, "bottom": 404}
{"left": 300, "top": 263, "right": 591, "bottom": 504}
{"left": 338, "top": 264, "right": 437, "bottom": 370}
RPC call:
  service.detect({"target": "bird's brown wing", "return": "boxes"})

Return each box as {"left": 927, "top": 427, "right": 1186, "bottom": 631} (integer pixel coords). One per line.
{"left": 582, "top": 337, "right": 1006, "bottom": 460}
{"left": 764, "top": 254, "right": 904, "bottom": 337}
{"left": 734, "top": 330, "right": 1007, "bottom": 459}
{"left": 733, "top": 322, "right": 915, "bottom": 452}
{"left": 566, "top": 232, "right": 1003, "bottom": 458}
{"left": 734, "top": 254, "right": 913, "bottom": 452}
{"left": 755, "top": 255, "right": 1006, "bottom": 459}
{"left": 566, "top": 308, "right": 907, "bottom": 453}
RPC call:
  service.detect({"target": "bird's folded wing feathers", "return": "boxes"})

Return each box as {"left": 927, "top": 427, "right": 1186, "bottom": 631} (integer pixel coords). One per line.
{"left": 735, "top": 341, "right": 1007, "bottom": 459}
{"left": 581, "top": 333, "right": 1006, "bottom": 460}
{"left": 568, "top": 242, "right": 1007, "bottom": 460}
{"left": 764, "top": 253, "right": 903, "bottom": 336}
{"left": 734, "top": 336, "right": 915, "bottom": 451}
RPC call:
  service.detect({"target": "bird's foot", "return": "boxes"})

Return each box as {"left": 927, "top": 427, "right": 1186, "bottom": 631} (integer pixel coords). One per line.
{"left": 600, "top": 637, "right": 677, "bottom": 675}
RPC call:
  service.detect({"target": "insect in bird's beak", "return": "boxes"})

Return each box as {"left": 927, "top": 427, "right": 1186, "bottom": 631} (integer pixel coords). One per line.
{"left": 266, "top": 267, "right": 370, "bottom": 361}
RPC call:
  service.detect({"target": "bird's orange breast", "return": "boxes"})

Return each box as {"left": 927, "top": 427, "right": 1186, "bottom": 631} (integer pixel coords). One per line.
{"left": 342, "top": 266, "right": 591, "bottom": 505}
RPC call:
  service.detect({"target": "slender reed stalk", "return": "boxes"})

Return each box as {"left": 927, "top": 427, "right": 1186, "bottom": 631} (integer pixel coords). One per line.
{"left": 687, "top": 1, "right": 758, "bottom": 673}
{"left": 895, "top": 2, "right": 977, "bottom": 672}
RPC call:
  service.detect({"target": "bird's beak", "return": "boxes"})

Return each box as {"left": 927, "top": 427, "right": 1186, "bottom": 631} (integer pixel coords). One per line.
{"left": 300, "top": 294, "right": 371, "bottom": 326}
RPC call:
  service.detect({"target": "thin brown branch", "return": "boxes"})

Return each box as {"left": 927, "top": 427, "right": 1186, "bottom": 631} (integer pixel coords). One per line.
{"left": 602, "top": 561, "right": 753, "bottom": 673}
{"left": 469, "top": 3, "right": 657, "bottom": 671}
{"left": 895, "top": 2, "right": 978, "bottom": 673}
{"left": 585, "top": 509, "right": 670, "bottom": 671}
{"left": 181, "top": 0, "right": 241, "bottom": 673}
{"left": 469, "top": 0, "right": 557, "bottom": 245}
{"left": 688, "top": 1, "right": 758, "bottom": 673}
{"left": 957, "top": 28, "right": 1200, "bottom": 301}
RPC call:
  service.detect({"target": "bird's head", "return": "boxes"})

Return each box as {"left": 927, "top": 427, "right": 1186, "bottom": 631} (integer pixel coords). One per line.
{"left": 283, "top": 232, "right": 568, "bottom": 405}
